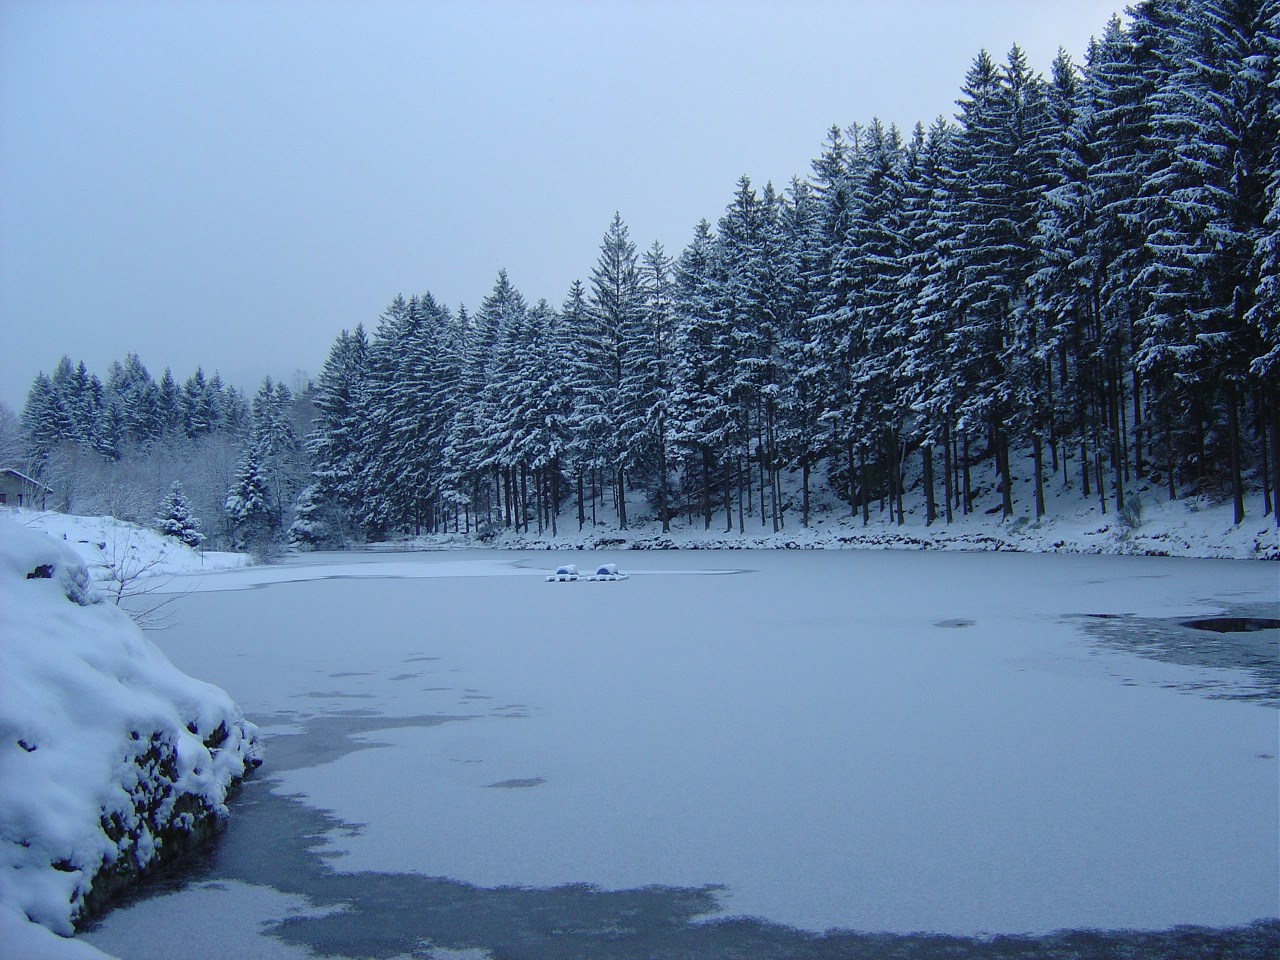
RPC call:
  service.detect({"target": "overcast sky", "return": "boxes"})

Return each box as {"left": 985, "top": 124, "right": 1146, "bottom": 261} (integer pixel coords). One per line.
{"left": 1, "top": 0, "right": 1125, "bottom": 411}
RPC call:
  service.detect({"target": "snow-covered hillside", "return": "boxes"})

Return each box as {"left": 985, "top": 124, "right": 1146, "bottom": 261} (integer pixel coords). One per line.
{"left": 0, "top": 522, "right": 260, "bottom": 958}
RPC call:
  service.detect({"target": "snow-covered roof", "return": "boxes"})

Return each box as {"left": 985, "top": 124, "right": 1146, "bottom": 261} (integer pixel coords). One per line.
{"left": 1, "top": 468, "right": 51, "bottom": 493}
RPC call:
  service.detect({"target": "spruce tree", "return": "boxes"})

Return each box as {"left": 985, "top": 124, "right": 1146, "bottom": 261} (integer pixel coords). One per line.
{"left": 155, "top": 481, "right": 203, "bottom": 547}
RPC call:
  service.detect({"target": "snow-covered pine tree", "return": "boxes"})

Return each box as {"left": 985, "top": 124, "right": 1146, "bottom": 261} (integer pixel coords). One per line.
{"left": 502, "top": 299, "right": 572, "bottom": 535}
{"left": 244, "top": 377, "right": 305, "bottom": 536}
{"left": 844, "top": 119, "right": 910, "bottom": 525}
{"left": 1020, "top": 47, "right": 1084, "bottom": 519}
{"left": 669, "top": 218, "right": 735, "bottom": 530}
{"left": 308, "top": 324, "right": 371, "bottom": 539}
{"left": 181, "top": 368, "right": 216, "bottom": 439}
{"left": 224, "top": 445, "right": 275, "bottom": 549}
{"left": 621, "top": 241, "right": 675, "bottom": 531}
{"left": 808, "top": 124, "right": 872, "bottom": 519}
{"left": 289, "top": 482, "right": 343, "bottom": 548}
{"left": 1086, "top": 4, "right": 1182, "bottom": 505}
{"left": 1138, "top": 0, "right": 1276, "bottom": 523}
{"left": 585, "top": 214, "right": 644, "bottom": 529}
{"left": 156, "top": 368, "right": 184, "bottom": 439}
{"left": 1246, "top": 0, "right": 1280, "bottom": 523}
{"left": 948, "top": 47, "right": 1056, "bottom": 518}
{"left": 559, "top": 280, "right": 595, "bottom": 529}
{"left": 154, "top": 481, "right": 203, "bottom": 548}
{"left": 464, "top": 273, "right": 532, "bottom": 531}
{"left": 20, "top": 372, "right": 64, "bottom": 469}
{"left": 364, "top": 294, "right": 460, "bottom": 535}
{"left": 776, "top": 177, "right": 827, "bottom": 526}
{"left": 105, "top": 353, "right": 158, "bottom": 447}
{"left": 898, "top": 117, "right": 961, "bottom": 523}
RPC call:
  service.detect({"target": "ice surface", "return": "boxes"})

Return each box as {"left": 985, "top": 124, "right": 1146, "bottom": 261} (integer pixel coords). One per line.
{"left": 74, "top": 547, "right": 1278, "bottom": 952}
{"left": 80, "top": 881, "right": 337, "bottom": 960}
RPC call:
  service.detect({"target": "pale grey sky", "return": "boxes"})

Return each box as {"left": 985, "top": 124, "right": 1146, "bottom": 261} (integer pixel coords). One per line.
{"left": 1, "top": 0, "right": 1124, "bottom": 411}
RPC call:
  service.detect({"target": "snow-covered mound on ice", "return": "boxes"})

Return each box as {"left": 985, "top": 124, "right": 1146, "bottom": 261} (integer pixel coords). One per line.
{"left": 0, "top": 521, "right": 260, "bottom": 942}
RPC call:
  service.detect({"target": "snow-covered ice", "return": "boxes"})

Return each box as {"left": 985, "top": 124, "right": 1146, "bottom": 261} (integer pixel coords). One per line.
{"left": 74, "top": 546, "right": 1278, "bottom": 957}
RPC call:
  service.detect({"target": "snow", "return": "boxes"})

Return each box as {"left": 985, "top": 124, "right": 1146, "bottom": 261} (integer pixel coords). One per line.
{"left": 383, "top": 470, "right": 1280, "bottom": 561}
{"left": 76, "top": 546, "right": 1278, "bottom": 956}
{"left": 0, "top": 520, "right": 259, "bottom": 959}
{"left": 1, "top": 507, "right": 249, "bottom": 583}
{"left": 2, "top": 500, "right": 1274, "bottom": 955}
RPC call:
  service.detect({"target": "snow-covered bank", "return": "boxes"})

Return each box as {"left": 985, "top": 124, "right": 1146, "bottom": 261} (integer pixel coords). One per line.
{"left": 0, "top": 522, "right": 260, "bottom": 956}
{"left": 377, "top": 478, "right": 1280, "bottom": 561}
{"left": 2, "top": 508, "right": 250, "bottom": 584}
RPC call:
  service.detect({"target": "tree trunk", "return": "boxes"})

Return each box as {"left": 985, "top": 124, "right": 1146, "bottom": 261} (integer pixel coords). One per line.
{"left": 1033, "top": 434, "right": 1045, "bottom": 520}
{"left": 702, "top": 448, "right": 713, "bottom": 530}
{"left": 520, "top": 464, "right": 529, "bottom": 533}
{"left": 859, "top": 449, "right": 869, "bottom": 526}
{"left": 999, "top": 428, "right": 1013, "bottom": 519}
{"left": 658, "top": 434, "right": 670, "bottom": 534}
{"left": 923, "top": 442, "right": 936, "bottom": 526}
{"left": 848, "top": 438, "right": 858, "bottom": 520}
{"left": 1258, "top": 389, "right": 1272, "bottom": 519}
{"left": 617, "top": 466, "right": 628, "bottom": 530}
{"left": 943, "top": 421, "right": 954, "bottom": 525}
{"left": 1110, "top": 374, "right": 1125, "bottom": 513}
{"left": 1046, "top": 357, "right": 1059, "bottom": 474}
{"left": 961, "top": 431, "right": 972, "bottom": 515}
{"left": 577, "top": 471, "right": 584, "bottom": 531}
{"left": 802, "top": 460, "right": 811, "bottom": 528}
{"left": 1095, "top": 444, "right": 1106, "bottom": 514}
{"left": 724, "top": 458, "right": 733, "bottom": 533}
{"left": 1270, "top": 386, "right": 1280, "bottom": 527}
{"left": 1228, "top": 384, "right": 1244, "bottom": 525}
{"left": 894, "top": 438, "right": 905, "bottom": 527}
{"left": 737, "top": 454, "right": 745, "bottom": 534}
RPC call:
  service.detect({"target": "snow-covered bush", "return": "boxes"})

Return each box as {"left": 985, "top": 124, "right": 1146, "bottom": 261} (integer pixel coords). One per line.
{"left": 0, "top": 521, "right": 260, "bottom": 940}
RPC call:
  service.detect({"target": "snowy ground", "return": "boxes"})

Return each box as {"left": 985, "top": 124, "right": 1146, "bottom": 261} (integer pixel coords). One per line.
{"left": 389, "top": 470, "right": 1280, "bottom": 561}
{"left": 76, "top": 547, "right": 1279, "bottom": 959}
{"left": 1, "top": 508, "right": 249, "bottom": 584}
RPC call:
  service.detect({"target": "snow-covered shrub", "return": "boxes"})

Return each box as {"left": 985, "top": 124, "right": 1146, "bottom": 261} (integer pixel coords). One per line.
{"left": 1117, "top": 495, "right": 1145, "bottom": 537}
{"left": 0, "top": 521, "right": 260, "bottom": 939}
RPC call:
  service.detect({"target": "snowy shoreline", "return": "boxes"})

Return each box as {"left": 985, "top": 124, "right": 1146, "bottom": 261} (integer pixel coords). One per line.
{"left": 355, "top": 490, "right": 1280, "bottom": 562}
{"left": 0, "top": 522, "right": 260, "bottom": 959}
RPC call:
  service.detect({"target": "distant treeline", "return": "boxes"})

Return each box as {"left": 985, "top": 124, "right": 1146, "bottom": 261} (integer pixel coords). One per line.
{"left": 16, "top": 354, "right": 312, "bottom": 549}
{"left": 16, "top": 1, "right": 1280, "bottom": 547}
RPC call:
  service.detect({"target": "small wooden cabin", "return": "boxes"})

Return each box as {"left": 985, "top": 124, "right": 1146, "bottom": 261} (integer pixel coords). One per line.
{"left": 0, "top": 469, "right": 51, "bottom": 510}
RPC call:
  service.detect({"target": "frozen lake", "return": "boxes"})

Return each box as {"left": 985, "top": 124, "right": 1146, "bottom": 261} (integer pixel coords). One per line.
{"left": 82, "top": 549, "right": 1279, "bottom": 959}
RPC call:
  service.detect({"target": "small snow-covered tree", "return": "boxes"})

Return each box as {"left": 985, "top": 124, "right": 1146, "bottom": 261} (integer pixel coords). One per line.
{"left": 225, "top": 447, "right": 275, "bottom": 550}
{"left": 289, "top": 482, "right": 344, "bottom": 548}
{"left": 154, "top": 481, "right": 203, "bottom": 548}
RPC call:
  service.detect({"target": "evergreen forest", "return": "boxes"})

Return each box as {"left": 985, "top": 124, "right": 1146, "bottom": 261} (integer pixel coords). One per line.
{"left": 12, "top": 1, "right": 1280, "bottom": 548}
